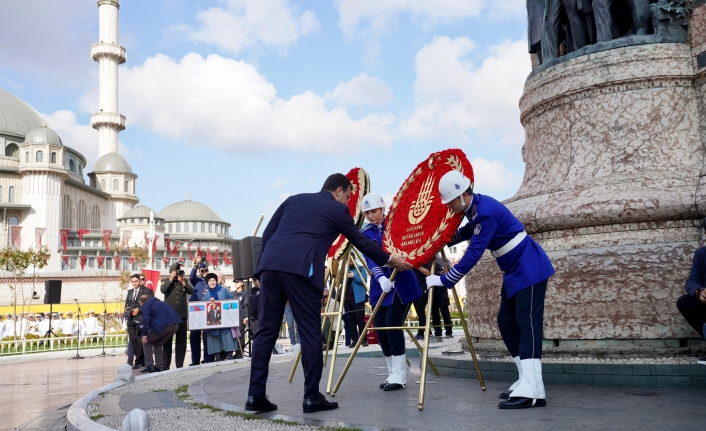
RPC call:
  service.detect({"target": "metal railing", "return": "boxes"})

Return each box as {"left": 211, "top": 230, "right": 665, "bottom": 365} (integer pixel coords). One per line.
{"left": 0, "top": 334, "right": 128, "bottom": 356}
{"left": 404, "top": 319, "right": 463, "bottom": 328}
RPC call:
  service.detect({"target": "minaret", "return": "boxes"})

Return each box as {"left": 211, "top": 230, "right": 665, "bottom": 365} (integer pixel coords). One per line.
{"left": 91, "top": 0, "right": 126, "bottom": 157}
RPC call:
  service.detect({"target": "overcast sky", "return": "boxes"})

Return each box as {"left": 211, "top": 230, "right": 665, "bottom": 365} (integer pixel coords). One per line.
{"left": 0, "top": 0, "right": 531, "bottom": 238}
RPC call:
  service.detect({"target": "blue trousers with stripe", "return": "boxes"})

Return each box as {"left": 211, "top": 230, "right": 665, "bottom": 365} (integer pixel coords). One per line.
{"left": 497, "top": 280, "right": 547, "bottom": 359}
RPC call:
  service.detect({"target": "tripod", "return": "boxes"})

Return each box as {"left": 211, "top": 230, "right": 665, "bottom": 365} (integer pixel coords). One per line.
{"left": 68, "top": 299, "right": 84, "bottom": 360}
{"left": 43, "top": 304, "right": 59, "bottom": 339}
{"left": 93, "top": 299, "right": 116, "bottom": 357}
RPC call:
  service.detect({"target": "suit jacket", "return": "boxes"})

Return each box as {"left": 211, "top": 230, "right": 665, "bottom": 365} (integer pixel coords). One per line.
{"left": 125, "top": 285, "right": 154, "bottom": 325}
{"left": 256, "top": 190, "right": 390, "bottom": 292}
{"left": 686, "top": 246, "right": 706, "bottom": 297}
{"left": 527, "top": 0, "right": 545, "bottom": 50}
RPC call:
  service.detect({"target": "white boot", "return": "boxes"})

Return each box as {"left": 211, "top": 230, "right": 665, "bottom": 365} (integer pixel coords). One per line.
{"left": 508, "top": 356, "right": 522, "bottom": 391}
{"left": 509, "top": 359, "right": 545, "bottom": 402}
{"left": 385, "top": 354, "right": 406, "bottom": 389}
{"left": 380, "top": 356, "right": 393, "bottom": 388}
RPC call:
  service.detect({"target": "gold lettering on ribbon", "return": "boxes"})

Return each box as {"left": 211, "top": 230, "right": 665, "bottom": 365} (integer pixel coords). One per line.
{"left": 408, "top": 174, "right": 434, "bottom": 225}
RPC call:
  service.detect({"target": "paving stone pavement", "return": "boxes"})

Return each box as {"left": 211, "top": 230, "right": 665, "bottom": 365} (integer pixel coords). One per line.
{"left": 195, "top": 357, "right": 706, "bottom": 431}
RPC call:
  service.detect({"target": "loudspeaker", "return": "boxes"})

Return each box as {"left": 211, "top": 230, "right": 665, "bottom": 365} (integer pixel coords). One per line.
{"left": 232, "top": 236, "right": 262, "bottom": 280}
{"left": 44, "top": 280, "right": 62, "bottom": 305}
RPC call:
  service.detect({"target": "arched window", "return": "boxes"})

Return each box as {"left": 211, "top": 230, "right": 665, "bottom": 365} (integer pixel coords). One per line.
{"left": 62, "top": 194, "right": 72, "bottom": 229}
{"left": 35, "top": 150, "right": 43, "bottom": 162}
{"left": 168, "top": 224, "right": 173, "bottom": 233}
{"left": 24, "top": 152, "right": 29, "bottom": 163}
{"left": 193, "top": 222, "right": 197, "bottom": 232}
{"left": 185, "top": 223, "right": 189, "bottom": 233}
{"left": 122, "top": 257, "right": 129, "bottom": 270}
{"left": 91, "top": 205, "right": 100, "bottom": 230}
{"left": 124, "top": 181, "right": 128, "bottom": 192}
{"left": 208, "top": 223, "right": 212, "bottom": 233}
{"left": 201, "top": 223, "right": 205, "bottom": 233}
{"left": 77, "top": 200, "right": 88, "bottom": 229}
{"left": 78, "top": 164, "right": 82, "bottom": 175}
{"left": 8, "top": 186, "right": 15, "bottom": 203}
{"left": 70, "top": 257, "right": 76, "bottom": 269}
{"left": 176, "top": 223, "right": 181, "bottom": 233}
{"left": 100, "top": 179, "right": 106, "bottom": 190}
{"left": 8, "top": 215, "right": 18, "bottom": 226}
{"left": 106, "top": 257, "right": 113, "bottom": 270}
{"left": 88, "top": 257, "right": 95, "bottom": 268}
{"left": 5, "top": 143, "right": 19, "bottom": 158}
{"left": 69, "top": 159, "right": 75, "bottom": 172}
{"left": 112, "top": 179, "right": 118, "bottom": 191}
{"left": 51, "top": 152, "right": 56, "bottom": 163}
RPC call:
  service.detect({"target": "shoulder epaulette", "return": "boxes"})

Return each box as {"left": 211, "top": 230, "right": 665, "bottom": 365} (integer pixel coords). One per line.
{"left": 360, "top": 224, "right": 374, "bottom": 232}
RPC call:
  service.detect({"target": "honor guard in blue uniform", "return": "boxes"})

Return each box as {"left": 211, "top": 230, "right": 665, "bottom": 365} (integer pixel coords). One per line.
{"left": 245, "top": 174, "right": 413, "bottom": 414}
{"left": 425, "top": 170, "right": 555, "bottom": 409}
{"left": 360, "top": 193, "right": 423, "bottom": 391}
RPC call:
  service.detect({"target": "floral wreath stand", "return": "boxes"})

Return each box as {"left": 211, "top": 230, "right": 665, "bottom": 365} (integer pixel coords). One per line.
{"left": 330, "top": 150, "right": 486, "bottom": 411}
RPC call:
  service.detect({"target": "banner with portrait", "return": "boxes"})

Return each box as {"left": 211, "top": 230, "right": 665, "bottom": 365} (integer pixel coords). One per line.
{"left": 188, "top": 299, "right": 240, "bottom": 330}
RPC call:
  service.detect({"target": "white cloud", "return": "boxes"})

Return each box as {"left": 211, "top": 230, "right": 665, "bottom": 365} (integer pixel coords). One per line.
{"left": 470, "top": 157, "right": 518, "bottom": 194}
{"left": 118, "top": 53, "right": 396, "bottom": 153}
{"left": 172, "top": 0, "right": 320, "bottom": 55}
{"left": 271, "top": 179, "right": 289, "bottom": 189}
{"left": 336, "top": 0, "right": 484, "bottom": 38}
{"left": 325, "top": 73, "right": 394, "bottom": 106}
{"left": 402, "top": 36, "right": 530, "bottom": 147}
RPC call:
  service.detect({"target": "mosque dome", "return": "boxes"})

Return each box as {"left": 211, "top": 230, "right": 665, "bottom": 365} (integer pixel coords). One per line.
{"left": 24, "top": 125, "right": 63, "bottom": 145}
{"left": 0, "top": 89, "right": 46, "bottom": 137}
{"left": 94, "top": 152, "right": 132, "bottom": 173}
{"left": 159, "top": 199, "right": 227, "bottom": 224}
{"left": 118, "top": 205, "right": 163, "bottom": 221}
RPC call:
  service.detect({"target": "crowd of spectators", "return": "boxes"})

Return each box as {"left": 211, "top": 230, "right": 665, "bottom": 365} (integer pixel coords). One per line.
{"left": 0, "top": 309, "right": 126, "bottom": 340}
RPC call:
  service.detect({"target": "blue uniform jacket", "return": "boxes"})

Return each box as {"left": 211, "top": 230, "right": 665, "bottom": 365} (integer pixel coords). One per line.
{"left": 350, "top": 263, "right": 367, "bottom": 304}
{"left": 441, "top": 194, "right": 555, "bottom": 298}
{"left": 256, "top": 190, "right": 390, "bottom": 292}
{"left": 141, "top": 297, "right": 182, "bottom": 336}
{"left": 361, "top": 220, "right": 422, "bottom": 306}
{"left": 189, "top": 267, "right": 207, "bottom": 301}
{"left": 685, "top": 246, "right": 706, "bottom": 297}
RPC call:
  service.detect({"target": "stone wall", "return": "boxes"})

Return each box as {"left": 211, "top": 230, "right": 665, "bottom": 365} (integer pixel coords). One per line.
{"left": 465, "top": 14, "right": 706, "bottom": 342}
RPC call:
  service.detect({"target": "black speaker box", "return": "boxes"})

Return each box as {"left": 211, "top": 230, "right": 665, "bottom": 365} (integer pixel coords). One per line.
{"left": 232, "top": 236, "right": 262, "bottom": 280}
{"left": 44, "top": 280, "right": 62, "bottom": 304}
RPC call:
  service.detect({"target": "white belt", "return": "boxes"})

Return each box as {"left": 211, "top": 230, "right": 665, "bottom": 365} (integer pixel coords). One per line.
{"left": 491, "top": 231, "right": 527, "bottom": 258}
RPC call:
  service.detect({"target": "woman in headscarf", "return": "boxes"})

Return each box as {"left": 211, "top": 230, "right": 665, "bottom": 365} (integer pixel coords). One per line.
{"left": 202, "top": 273, "right": 238, "bottom": 360}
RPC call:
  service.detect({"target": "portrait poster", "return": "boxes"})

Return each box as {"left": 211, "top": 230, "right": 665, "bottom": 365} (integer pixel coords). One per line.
{"left": 188, "top": 299, "right": 239, "bottom": 330}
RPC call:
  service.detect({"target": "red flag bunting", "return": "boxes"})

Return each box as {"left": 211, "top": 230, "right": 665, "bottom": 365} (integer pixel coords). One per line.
{"left": 187, "top": 242, "right": 193, "bottom": 260}
{"left": 165, "top": 238, "right": 171, "bottom": 253}
{"left": 35, "top": 228, "right": 46, "bottom": 247}
{"left": 206, "top": 248, "right": 213, "bottom": 266}
{"left": 102, "top": 230, "right": 112, "bottom": 252}
{"left": 152, "top": 234, "right": 159, "bottom": 255}
{"left": 61, "top": 255, "right": 69, "bottom": 266}
{"left": 197, "top": 245, "right": 202, "bottom": 257}
{"left": 162, "top": 256, "right": 170, "bottom": 266}
{"left": 10, "top": 226, "right": 21, "bottom": 248}
{"left": 114, "top": 257, "right": 120, "bottom": 270}
{"left": 96, "top": 256, "right": 105, "bottom": 267}
{"left": 77, "top": 229, "right": 90, "bottom": 242}
{"left": 128, "top": 256, "right": 137, "bottom": 264}
{"left": 79, "top": 255, "right": 87, "bottom": 270}
{"left": 60, "top": 229, "right": 69, "bottom": 252}
{"left": 122, "top": 230, "right": 132, "bottom": 247}
{"left": 172, "top": 240, "right": 182, "bottom": 257}
{"left": 214, "top": 248, "right": 220, "bottom": 268}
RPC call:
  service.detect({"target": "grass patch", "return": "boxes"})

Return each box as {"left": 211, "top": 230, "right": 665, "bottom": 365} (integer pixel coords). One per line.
{"left": 98, "top": 391, "right": 106, "bottom": 396}
{"left": 152, "top": 389, "right": 167, "bottom": 392}
{"left": 322, "top": 427, "right": 364, "bottom": 431}
{"left": 89, "top": 414, "right": 105, "bottom": 421}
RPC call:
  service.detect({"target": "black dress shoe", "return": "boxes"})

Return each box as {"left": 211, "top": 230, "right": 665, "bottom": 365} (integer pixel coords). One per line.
{"left": 303, "top": 393, "right": 338, "bottom": 413}
{"left": 140, "top": 365, "right": 157, "bottom": 373}
{"left": 245, "top": 396, "right": 278, "bottom": 413}
{"left": 498, "top": 397, "right": 546, "bottom": 409}
{"left": 383, "top": 383, "right": 405, "bottom": 391}
{"left": 131, "top": 363, "right": 143, "bottom": 370}
{"left": 151, "top": 366, "right": 165, "bottom": 373}
{"left": 127, "top": 361, "right": 134, "bottom": 366}
{"left": 499, "top": 391, "right": 511, "bottom": 399}
{"left": 379, "top": 381, "right": 388, "bottom": 389}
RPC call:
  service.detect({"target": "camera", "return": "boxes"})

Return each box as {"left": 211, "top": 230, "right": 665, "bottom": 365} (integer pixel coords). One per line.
{"left": 173, "top": 262, "right": 185, "bottom": 277}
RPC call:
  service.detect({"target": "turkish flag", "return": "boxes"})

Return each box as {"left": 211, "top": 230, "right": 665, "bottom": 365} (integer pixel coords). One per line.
{"left": 142, "top": 269, "right": 161, "bottom": 294}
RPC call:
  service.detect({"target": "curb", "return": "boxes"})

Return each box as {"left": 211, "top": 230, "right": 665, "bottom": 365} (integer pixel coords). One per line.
{"left": 65, "top": 358, "right": 251, "bottom": 431}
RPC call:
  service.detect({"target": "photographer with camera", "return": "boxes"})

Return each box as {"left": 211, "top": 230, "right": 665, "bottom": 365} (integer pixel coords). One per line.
{"left": 189, "top": 256, "right": 213, "bottom": 365}
{"left": 124, "top": 274, "right": 154, "bottom": 369}
{"left": 161, "top": 263, "right": 194, "bottom": 369}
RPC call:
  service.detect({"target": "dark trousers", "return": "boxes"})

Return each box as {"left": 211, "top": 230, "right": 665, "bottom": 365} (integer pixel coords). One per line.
{"left": 497, "top": 280, "right": 547, "bottom": 360}
{"left": 163, "top": 320, "right": 188, "bottom": 369}
{"left": 249, "top": 270, "right": 323, "bottom": 400}
{"left": 431, "top": 288, "right": 453, "bottom": 336}
{"left": 373, "top": 292, "right": 411, "bottom": 357}
{"left": 677, "top": 294, "right": 706, "bottom": 338}
{"left": 414, "top": 291, "right": 428, "bottom": 336}
{"left": 127, "top": 324, "right": 144, "bottom": 365}
{"left": 189, "top": 330, "right": 214, "bottom": 365}
{"left": 343, "top": 297, "right": 365, "bottom": 343}
{"left": 144, "top": 323, "right": 179, "bottom": 368}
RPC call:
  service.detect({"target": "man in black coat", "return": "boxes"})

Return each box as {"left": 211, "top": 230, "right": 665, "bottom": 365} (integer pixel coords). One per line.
{"left": 125, "top": 274, "right": 154, "bottom": 369}
{"left": 246, "top": 173, "right": 413, "bottom": 414}
{"left": 677, "top": 219, "right": 706, "bottom": 360}
{"left": 160, "top": 263, "right": 194, "bottom": 369}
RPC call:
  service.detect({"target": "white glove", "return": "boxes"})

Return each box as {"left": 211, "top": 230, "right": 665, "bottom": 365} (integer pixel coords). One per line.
{"left": 379, "top": 276, "right": 394, "bottom": 293}
{"left": 426, "top": 275, "right": 444, "bottom": 287}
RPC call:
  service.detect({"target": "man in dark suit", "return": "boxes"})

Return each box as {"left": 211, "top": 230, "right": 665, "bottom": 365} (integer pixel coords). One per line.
{"left": 677, "top": 218, "right": 706, "bottom": 360}
{"left": 246, "top": 173, "right": 413, "bottom": 414}
{"left": 207, "top": 304, "right": 221, "bottom": 325}
{"left": 125, "top": 274, "right": 154, "bottom": 369}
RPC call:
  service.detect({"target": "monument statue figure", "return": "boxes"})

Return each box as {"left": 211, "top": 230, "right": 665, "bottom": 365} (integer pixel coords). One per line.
{"left": 592, "top": 0, "right": 615, "bottom": 42}
{"left": 542, "top": 0, "right": 590, "bottom": 62}
{"left": 628, "top": 0, "right": 651, "bottom": 35}
{"left": 527, "top": 0, "right": 546, "bottom": 64}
